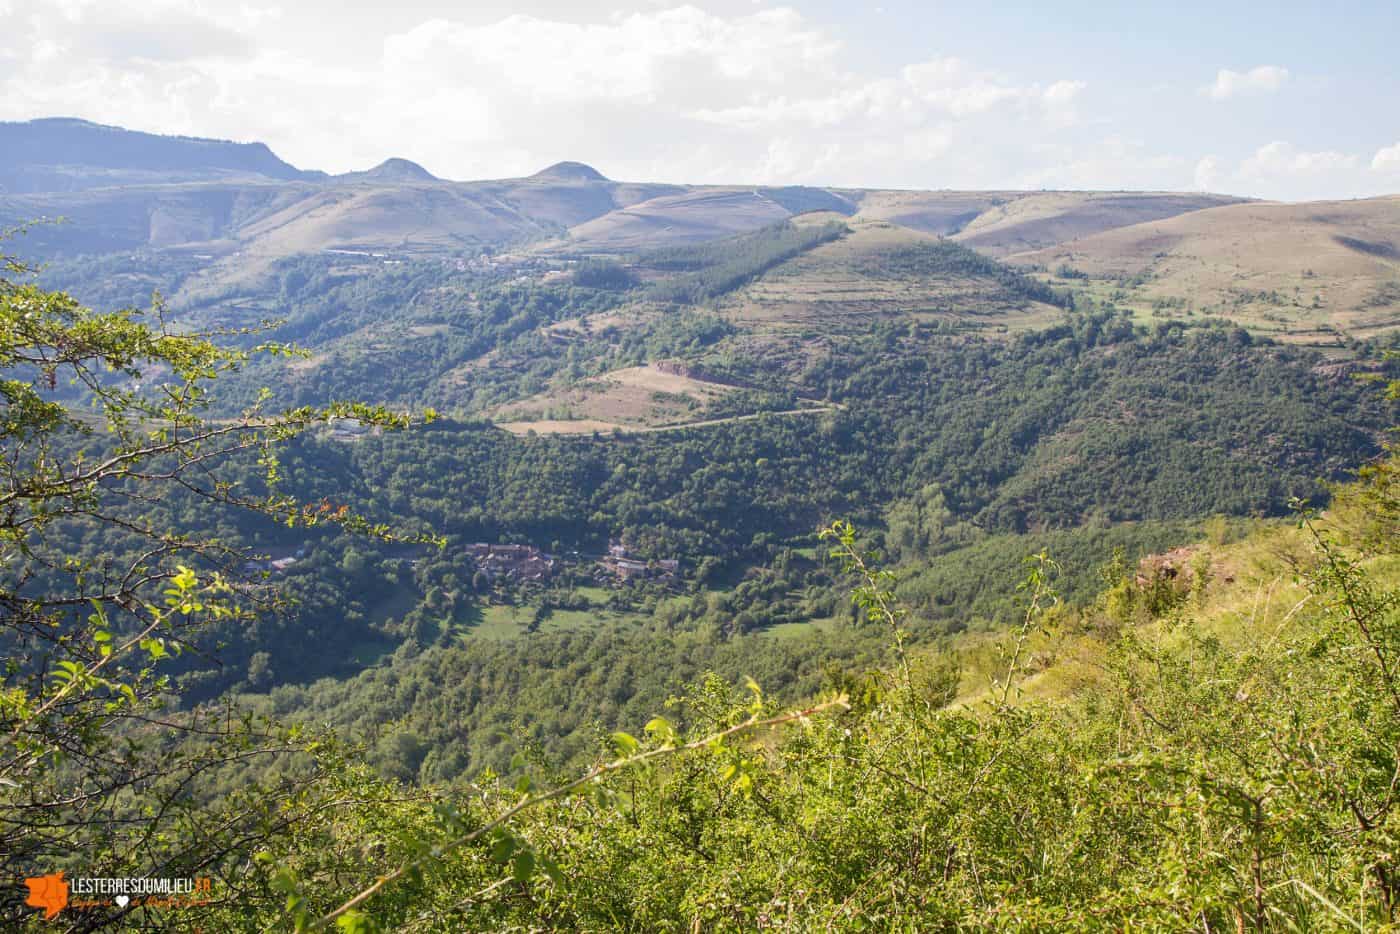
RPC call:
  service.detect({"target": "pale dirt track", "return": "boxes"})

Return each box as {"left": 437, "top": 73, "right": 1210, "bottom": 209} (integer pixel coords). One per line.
{"left": 495, "top": 403, "right": 842, "bottom": 437}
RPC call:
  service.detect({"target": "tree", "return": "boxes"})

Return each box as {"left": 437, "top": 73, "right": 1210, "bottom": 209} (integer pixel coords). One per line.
{"left": 246, "top": 650, "right": 274, "bottom": 689}
{"left": 0, "top": 238, "right": 433, "bottom": 925}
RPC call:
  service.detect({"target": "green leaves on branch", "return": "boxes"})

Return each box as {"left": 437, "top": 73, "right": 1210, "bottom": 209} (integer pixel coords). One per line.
{"left": 0, "top": 235, "right": 442, "bottom": 896}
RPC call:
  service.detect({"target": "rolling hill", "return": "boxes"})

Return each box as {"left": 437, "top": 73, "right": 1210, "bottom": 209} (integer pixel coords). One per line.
{"left": 842, "top": 189, "right": 1244, "bottom": 253}
{"left": 557, "top": 188, "right": 795, "bottom": 251}
{"left": 949, "top": 190, "right": 1245, "bottom": 255}
{"left": 1014, "top": 195, "right": 1400, "bottom": 345}
{"left": 2, "top": 118, "right": 1255, "bottom": 301}
{"left": 716, "top": 216, "right": 1065, "bottom": 335}
{"left": 4, "top": 117, "right": 1397, "bottom": 364}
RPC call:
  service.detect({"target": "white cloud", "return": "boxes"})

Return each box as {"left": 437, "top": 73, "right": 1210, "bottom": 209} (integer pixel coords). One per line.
{"left": 369, "top": 18, "right": 1093, "bottom": 186}
{"left": 1373, "top": 142, "right": 1400, "bottom": 173}
{"left": 1043, "top": 79, "right": 1087, "bottom": 106}
{"left": 1194, "top": 155, "right": 1222, "bottom": 191}
{"left": 22, "top": 0, "right": 265, "bottom": 62}
{"left": 1196, "top": 141, "right": 1371, "bottom": 201}
{"left": 0, "top": 3, "right": 1388, "bottom": 200}
{"left": 0, "top": 2, "right": 1100, "bottom": 186}
{"left": 383, "top": 8, "right": 840, "bottom": 107}
{"left": 1205, "top": 65, "right": 1289, "bottom": 100}
{"left": 691, "top": 57, "right": 1080, "bottom": 133}
{"left": 1241, "top": 140, "right": 1356, "bottom": 176}
{"left": 6, "top": 2, "right": 1095, "bottom": 188}
{"left": 1012, "top": 136, "right": 1186, "bottom": 191}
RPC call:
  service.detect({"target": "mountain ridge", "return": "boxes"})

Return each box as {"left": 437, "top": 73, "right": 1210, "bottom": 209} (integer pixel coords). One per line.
{"left": 10, "top": 116, "right": 1396, "bottom": 344}
{"left": 1, "top": 118, "right": 1251, "bottom": 264}
{"left": 0, "top": 117, "right": 324, "bottom": 192}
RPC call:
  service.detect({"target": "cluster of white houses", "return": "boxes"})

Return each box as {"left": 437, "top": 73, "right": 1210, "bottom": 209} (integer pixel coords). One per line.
{"left": 463, "top": 541, "right": 680, "bottom": 585}
{"left": 598, "top": 542, "right": 680, "bottom": 582}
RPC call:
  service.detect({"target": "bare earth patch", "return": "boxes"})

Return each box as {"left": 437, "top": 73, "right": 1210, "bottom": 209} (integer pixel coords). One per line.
{"left": 490, "top": 362, "right": 739, "bottom": 429}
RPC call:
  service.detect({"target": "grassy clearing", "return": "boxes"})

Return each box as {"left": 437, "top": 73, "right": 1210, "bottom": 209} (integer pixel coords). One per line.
{"left": 573, "top": 585, "right": 614, "bottom": 604}
{"left": 540, "top": 608, "right": 608, "bottom": 630}
{"left": 492, "top": 362, "right": 742, "bottom": 431}
{"left": 761, "top": 616, "right": 839, "bottom": 640}
{"left": 562, "top": 187, "right": 791, "bottom": 252}
{"left": 952, "top": 191, "right": 1241, "bottom": 256}
{"left": 455, "top": 599, "right": 642, "bottom": 641}
{"left": 459, "top": 603, "right": 527, "bottom": 640}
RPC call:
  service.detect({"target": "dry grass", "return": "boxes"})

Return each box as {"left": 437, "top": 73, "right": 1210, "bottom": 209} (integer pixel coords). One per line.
{"left": 848, "top": 190, "right": 1239, "bottom": 255}
{"left": 286, "top": 352, "right": 328, "bottom": 373}
{"left": 562, "top": 187, "right": 791, "bottom": 252}
{"left": 720, "top": 219, "right": 1062, "bottom": 333}
{"left": 851, "top": 190, "right": 1019, "bottom": 236}
{"left": 406, "top": 324, "right": 454, "bottom": 338}
{"left": 950, "top": 506, "right": 1400, "bottom": 712}
{"left": 954, "top": 191, "right": 1244, "bottom": 256}
{"left": 1014, "top": 195, "right": 1400, "bottom": 344}
{"left": 491, "top": 362, "right": 739, "bottom": 430}
{"left": 543, "top": 309, "right": 635, "bottom": 339}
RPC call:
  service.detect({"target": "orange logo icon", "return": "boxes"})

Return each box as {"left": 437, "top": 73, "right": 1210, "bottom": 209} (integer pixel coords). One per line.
{"left": 24, "top": 870, "right": 69, "bottom": 919}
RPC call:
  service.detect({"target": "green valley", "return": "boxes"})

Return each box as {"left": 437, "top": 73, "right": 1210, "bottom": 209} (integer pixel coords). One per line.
{"left": 2, "top": 111, "right": 1398, "bottom": 930}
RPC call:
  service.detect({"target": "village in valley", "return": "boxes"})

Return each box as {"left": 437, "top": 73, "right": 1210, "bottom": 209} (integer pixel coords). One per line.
{"left": 465, "top": 540, "right": 681, "bottom": 586}
{"left": 245, "top": 535, "right": 681, "bottom": 590}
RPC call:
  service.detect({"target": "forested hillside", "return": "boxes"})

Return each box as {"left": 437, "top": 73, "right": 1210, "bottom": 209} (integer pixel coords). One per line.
{"left": 184, "top": 437, "right": 1400, "bottom": 929}
{"left": 68, "top": 313, "right": 1380, "bottom": 711}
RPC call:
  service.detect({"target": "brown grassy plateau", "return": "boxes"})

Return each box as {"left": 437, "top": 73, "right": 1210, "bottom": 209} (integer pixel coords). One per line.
{"left": 490, "top": 362, "right": 789, "bottom": 433}
{"left": 1014, "top": 195, "right": 1400, "bottom": 347}
{"left": 950, "top": 191, "right": 1245, "bottom": 255}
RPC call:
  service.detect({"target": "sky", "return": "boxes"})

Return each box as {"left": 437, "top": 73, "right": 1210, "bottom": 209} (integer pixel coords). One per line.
{"left": 2, "top": 0, "right": 1398, "bottom": 200}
